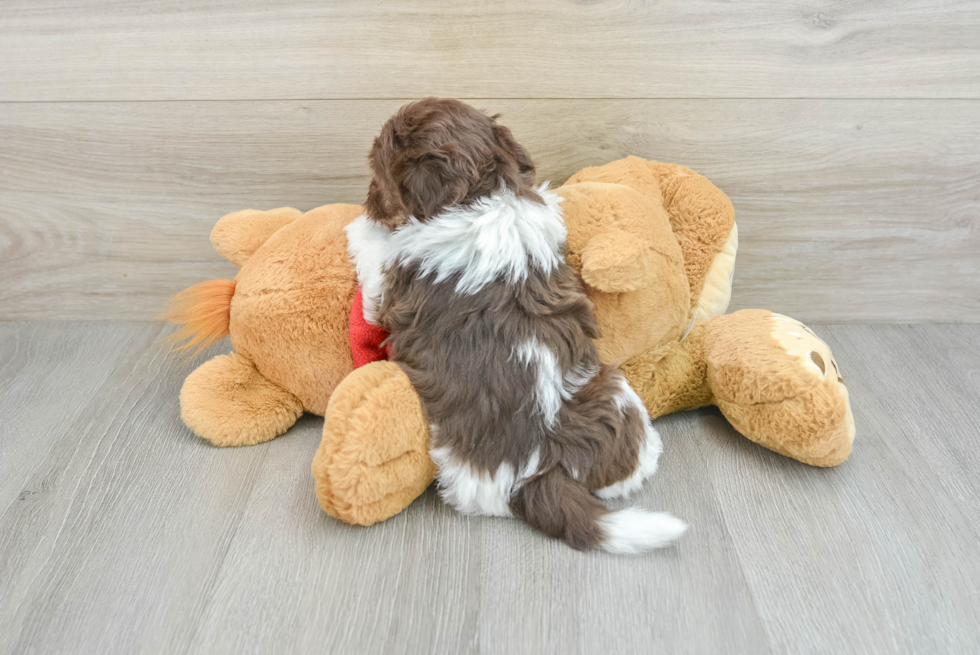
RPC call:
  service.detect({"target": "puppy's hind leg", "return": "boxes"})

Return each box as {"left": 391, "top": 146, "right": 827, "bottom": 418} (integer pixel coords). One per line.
{"left": 564, "top": 366, "right": 664, "bottom": 500}
{"left": 511, "top": 366, "right": 685, "bottom": 553}
{"left": 595, "top": 372, "right": 664, "bottom": 500}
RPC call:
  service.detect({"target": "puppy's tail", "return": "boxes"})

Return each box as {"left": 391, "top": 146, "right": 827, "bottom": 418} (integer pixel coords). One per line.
{"left": 511, "top": 469, "right": 686, "bottom": 554}
{"left": 159, "top": 279, "right": 236, "bottom": 357}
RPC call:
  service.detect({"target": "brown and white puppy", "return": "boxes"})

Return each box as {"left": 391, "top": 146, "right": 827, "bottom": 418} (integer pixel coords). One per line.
{"left": 346, "top": 98, "right": 686, "bottom": 553}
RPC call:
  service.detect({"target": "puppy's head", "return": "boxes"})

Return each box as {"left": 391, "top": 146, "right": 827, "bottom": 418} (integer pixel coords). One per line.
{"left": 365, "top": 98, "right": 539, "bottom": 229}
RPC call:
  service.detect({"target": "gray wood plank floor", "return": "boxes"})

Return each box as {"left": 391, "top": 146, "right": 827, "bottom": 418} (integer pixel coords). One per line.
{"left": 1, "top": 322, "right": 977, "bottom": 654}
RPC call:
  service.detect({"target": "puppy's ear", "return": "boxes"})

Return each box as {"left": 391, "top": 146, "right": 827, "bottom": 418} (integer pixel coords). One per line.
{"left": 365, "top": 128, "right": 405, "bottom": 228}
{"left": 492, "top": 123, "right": 536, "bottom": 188}
{"left": 397, "top": 147, "right": 469, "bottom": 220}
{"left": 364, "top": 177, "right": 400, "bottom": 228}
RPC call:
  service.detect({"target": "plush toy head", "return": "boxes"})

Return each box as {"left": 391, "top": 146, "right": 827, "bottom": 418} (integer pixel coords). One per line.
{"left": 703, "top": 310, "right": 855, "bottom": 467}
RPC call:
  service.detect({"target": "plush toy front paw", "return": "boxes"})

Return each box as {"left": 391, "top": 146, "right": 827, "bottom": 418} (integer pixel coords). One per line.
{"left": 704, "top": 310, "right": 855, "bottom": 467}
{"left": 580, "top": 229, "right": 653, "bottom": 293}
{"left": 312, "top": 361, "right": 436, "bottom": 526}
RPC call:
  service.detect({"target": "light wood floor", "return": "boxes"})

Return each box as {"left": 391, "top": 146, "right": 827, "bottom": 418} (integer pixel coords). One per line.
{"left": 1, "top": 321, "right": 977, "bottom": 654}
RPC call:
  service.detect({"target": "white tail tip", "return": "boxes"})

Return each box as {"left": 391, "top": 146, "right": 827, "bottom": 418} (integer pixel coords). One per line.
{"left": 598, "top": 508, "right": 687, "bottom": 554}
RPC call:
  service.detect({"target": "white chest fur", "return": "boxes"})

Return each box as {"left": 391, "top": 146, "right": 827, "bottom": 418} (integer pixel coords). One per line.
{"left": 345, "top": 186, "right": 566, "bottom": 325}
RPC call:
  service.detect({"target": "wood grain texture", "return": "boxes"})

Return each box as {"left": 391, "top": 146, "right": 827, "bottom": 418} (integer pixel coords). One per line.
{"left": 701, "top": 323, "right": 980, "bottom": 654}
{"left": 1, "top": 0, "right": 979, "bottom": 101}
{"left": 1, "top": 322, "right": 979, "bottom": 654}
{"left": 0, "top": 324, "right": 269, "bottom": 655}
{"left": 2, "top": 99, "right": 978, "bottom": 322}
{"left": 824, "top": 324, "right": 980, "bottom": 528}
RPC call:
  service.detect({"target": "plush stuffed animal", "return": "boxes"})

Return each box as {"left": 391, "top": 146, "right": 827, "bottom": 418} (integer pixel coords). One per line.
{"left": 165, "top": 156, "right": 855, "bottom": 527}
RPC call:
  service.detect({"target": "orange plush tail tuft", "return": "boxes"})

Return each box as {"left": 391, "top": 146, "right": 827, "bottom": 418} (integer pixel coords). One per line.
{"left": 160, "top": 279, "right": 236, "bottom": 357}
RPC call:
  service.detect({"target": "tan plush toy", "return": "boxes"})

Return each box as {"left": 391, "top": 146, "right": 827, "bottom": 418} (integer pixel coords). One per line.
{"left": 165, "top": 156, "right": 855, "bottom": 527}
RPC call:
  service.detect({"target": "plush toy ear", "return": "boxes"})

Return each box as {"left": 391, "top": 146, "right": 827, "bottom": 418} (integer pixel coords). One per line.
{"left": 580, "top": 229, "right": 655, "bottom": 293}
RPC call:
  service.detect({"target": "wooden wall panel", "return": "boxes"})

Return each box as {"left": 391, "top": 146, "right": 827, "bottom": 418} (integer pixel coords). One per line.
{"left": 1, "top": 0, "right": 978, "bottom": 101}
{"left": 2, "top": 99, "right": 977, "bottom": 322}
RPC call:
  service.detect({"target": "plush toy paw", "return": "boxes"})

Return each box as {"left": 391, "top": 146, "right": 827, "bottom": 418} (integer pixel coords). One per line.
{"left": 704, "top": 310, "right": 855, "bottom": 467}
{"left": 580, "top": 228, "right": 653, "bottom": 293}
{"left": 180, "top": 352, "right": 304, "bottom": 447}
{"left": 312, "top": 361, "right": 436, "bottom": 526}
{"left": 558, "top": 181, "right": 690, "bottom": 364}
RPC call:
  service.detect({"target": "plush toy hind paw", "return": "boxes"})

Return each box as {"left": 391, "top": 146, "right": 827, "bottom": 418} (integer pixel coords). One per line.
{"left": 312, "top": 361, "right": 436, "bottom": 526}
{"left": 180, "top": 352, "right": 304, "bottom": 447}
{"left": 704, "top": 310, "right": 856, "bottom": 467}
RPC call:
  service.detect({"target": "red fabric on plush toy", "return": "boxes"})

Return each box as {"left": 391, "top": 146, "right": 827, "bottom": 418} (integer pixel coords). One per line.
{"left": 349, "top": 287, "right": 390, "bottom": 368}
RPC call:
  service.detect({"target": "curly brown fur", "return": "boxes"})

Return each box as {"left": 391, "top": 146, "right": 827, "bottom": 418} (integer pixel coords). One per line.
{"left": 365, "top": 97, "right": 540, "bottom": 228}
